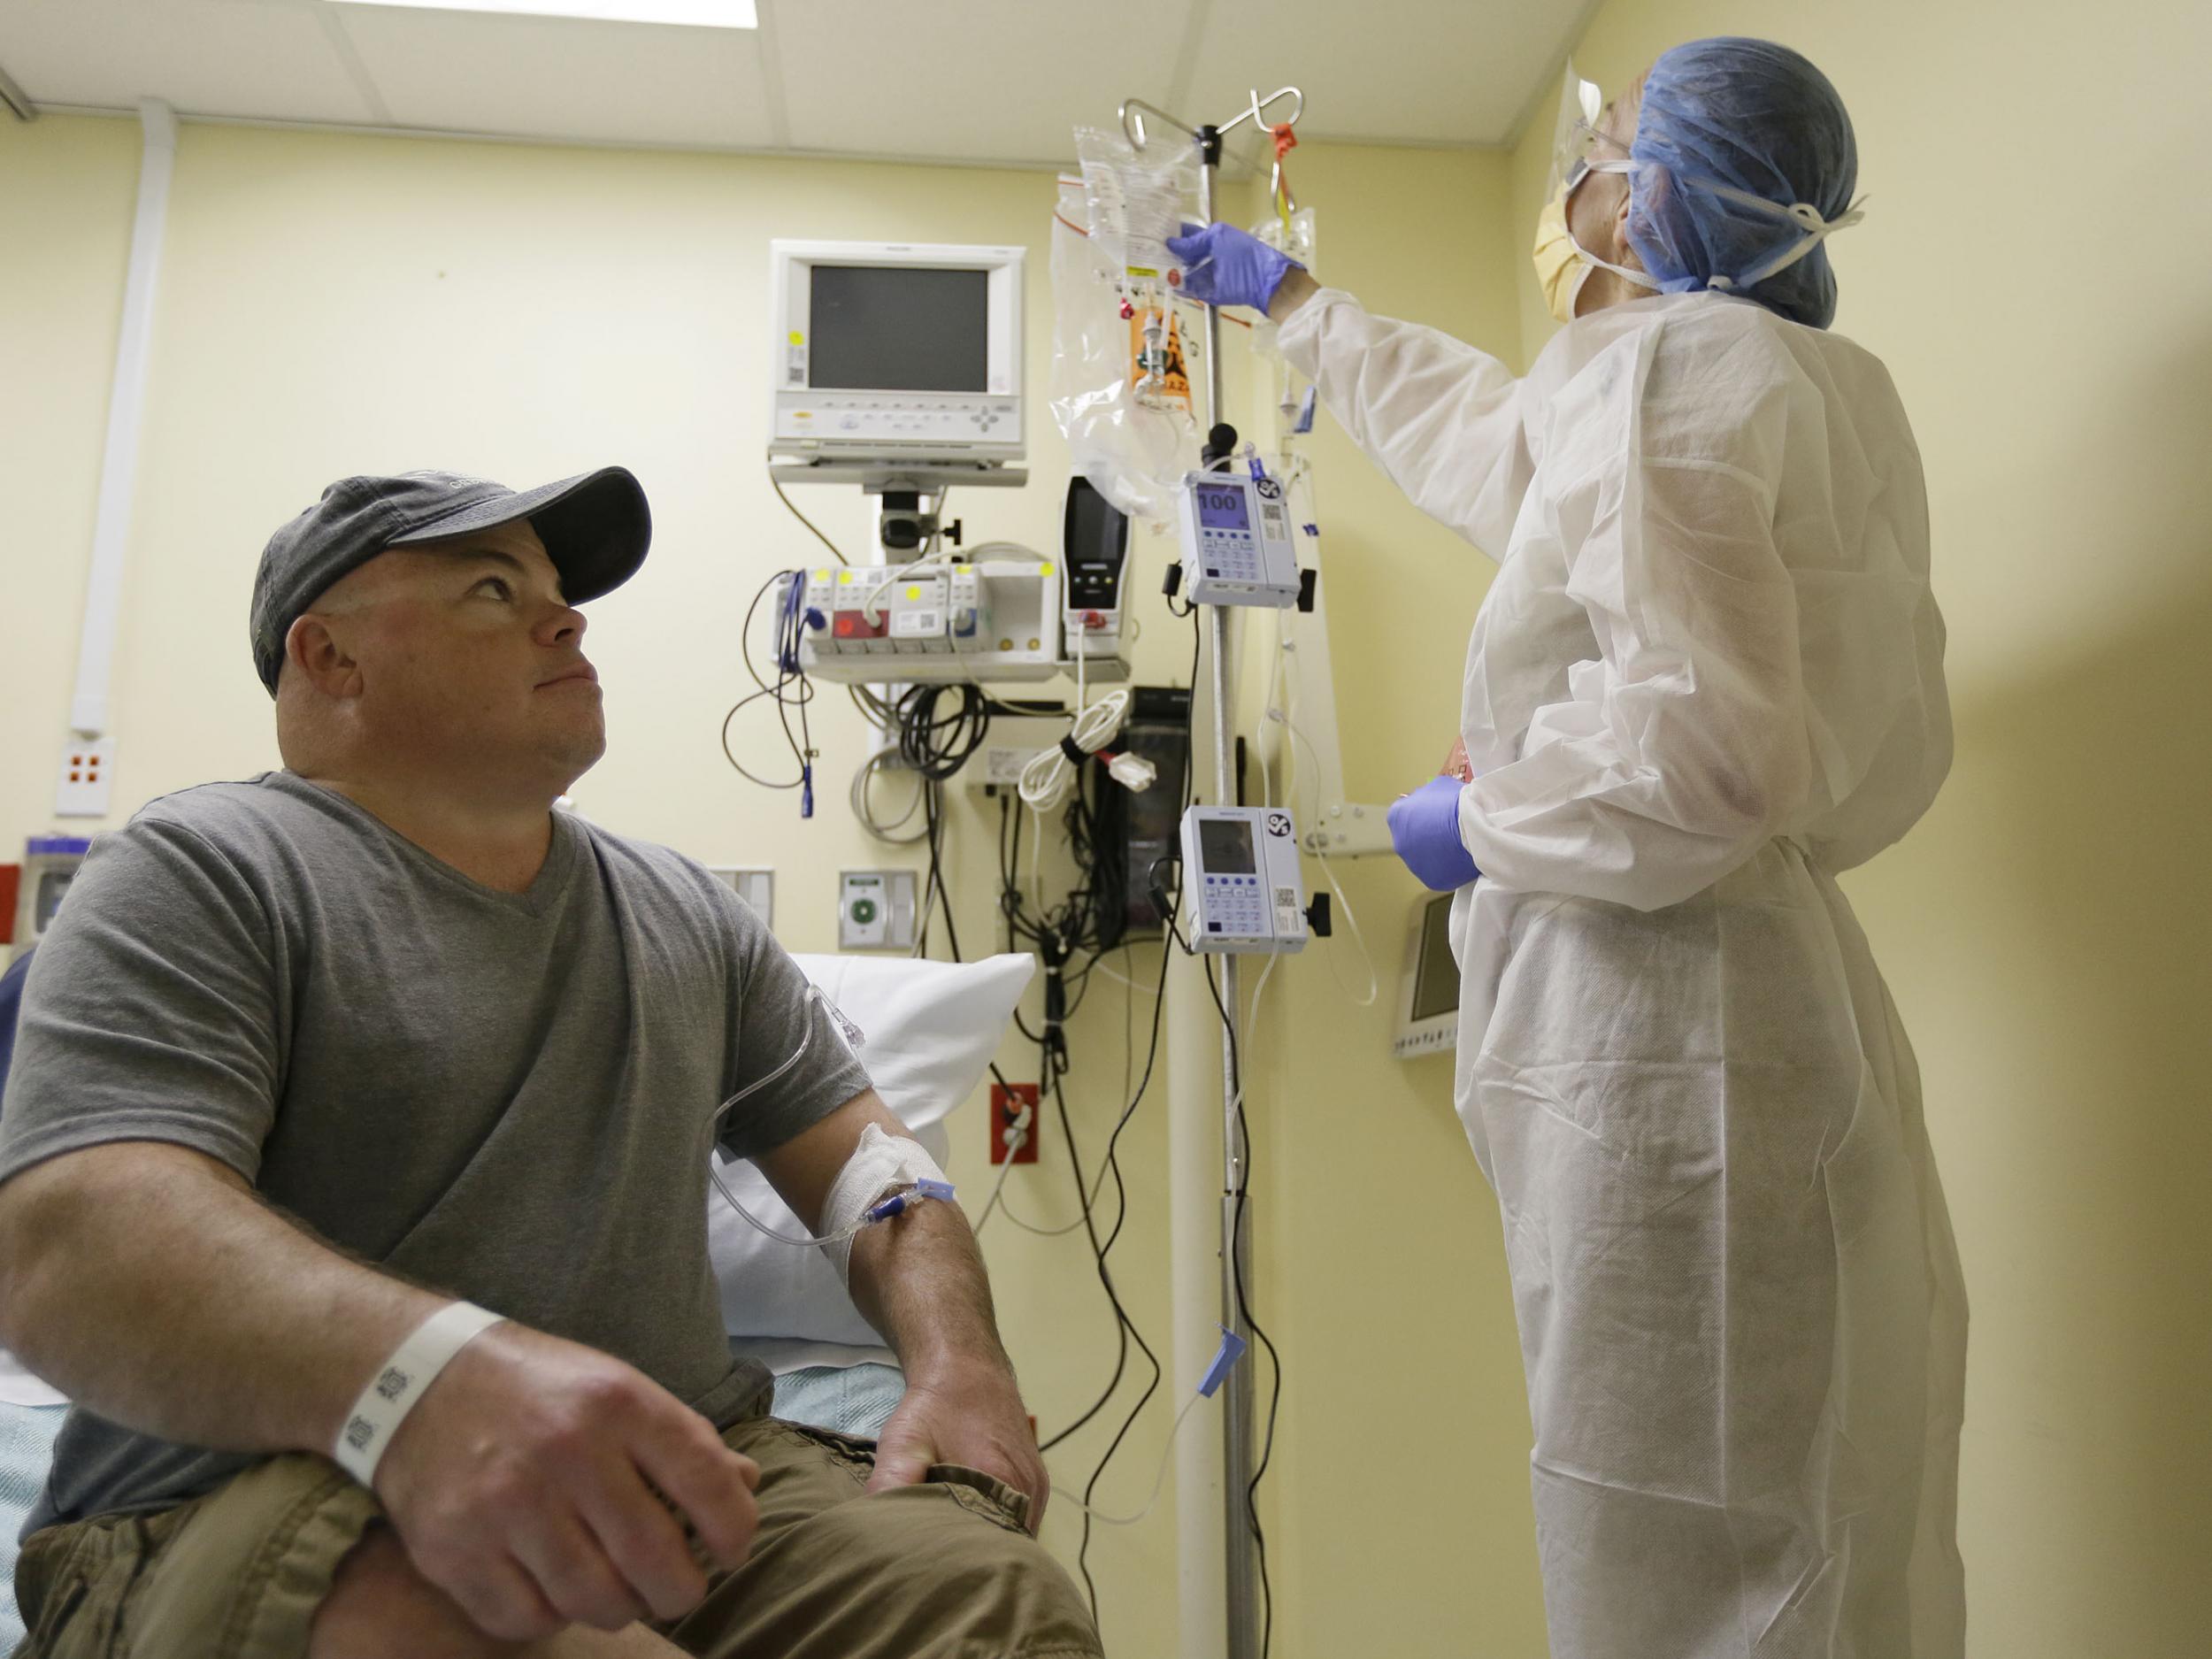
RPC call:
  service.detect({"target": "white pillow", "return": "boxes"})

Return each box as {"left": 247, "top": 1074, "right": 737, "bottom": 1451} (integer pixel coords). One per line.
{"left": 708, "top": 952, "right": 1033, "bottom": 1345}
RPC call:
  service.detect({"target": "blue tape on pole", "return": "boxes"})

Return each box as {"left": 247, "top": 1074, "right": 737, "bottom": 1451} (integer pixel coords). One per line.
{"left": 1198, "top": 1326, "right": 1249, "bottom": 1398}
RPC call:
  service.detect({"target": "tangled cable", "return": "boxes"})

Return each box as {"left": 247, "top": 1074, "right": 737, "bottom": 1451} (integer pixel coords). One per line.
{"left": 1018, "top": 687, "right": 1132, "bottom": 814}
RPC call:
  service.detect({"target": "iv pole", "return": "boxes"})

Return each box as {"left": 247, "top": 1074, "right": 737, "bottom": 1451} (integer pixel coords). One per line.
{"left": 1119, "top": 84, "right": 1303, "bottom": 1659}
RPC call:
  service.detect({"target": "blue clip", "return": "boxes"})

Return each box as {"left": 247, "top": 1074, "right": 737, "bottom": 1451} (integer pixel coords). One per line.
{"left": 916, "top": 1179, "right": 956, "bottom": 1203}
{"left": 1197, "top": 1326, "right": 1249, "bottom": 1398}
{"left": 1247, "top": 453, "right": 1268, "bottom": 483}
{"left": 865, "top": 1193, "right": 909, "bottom": 1223}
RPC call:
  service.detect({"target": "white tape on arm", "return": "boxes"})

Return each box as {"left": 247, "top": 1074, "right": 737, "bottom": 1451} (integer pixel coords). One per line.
{"left": 333, "top": 1302, "right": 505, "bottom": 1487}
{"left": 818, "top": 1122, "right": 950, "bottom": 1284}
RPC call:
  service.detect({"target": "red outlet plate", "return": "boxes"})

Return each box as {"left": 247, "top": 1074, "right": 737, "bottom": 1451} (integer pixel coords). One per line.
{"left": 989, "top": 1083, "right": 1040, "bottom": 1164}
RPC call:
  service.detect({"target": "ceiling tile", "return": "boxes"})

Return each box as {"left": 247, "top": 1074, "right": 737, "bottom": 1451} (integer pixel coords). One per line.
{"left": 0, "top": 0, "right": 1579, "bottom": 161}
{"left": 772, "top": 0, "right": 1190, "bottom": 166}
{"left": 331, "top": 2, "right": 776, "bottom": 146}
{"left": 0, "top": 0, "right": 379, "bottom": 125}
{"left": 1184, "top": 0, "right": 1579, "bottom": 149}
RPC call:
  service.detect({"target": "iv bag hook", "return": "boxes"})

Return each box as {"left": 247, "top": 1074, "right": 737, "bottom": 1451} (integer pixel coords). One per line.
{"left": 1219, "top": 86, "right": 1304, "bottom": 141}
{"left": 1120, "top": 88, "right": 1303, "bottom": 156}
{"left": 1118, "top": 97, "right": 1198, "bottom": 154}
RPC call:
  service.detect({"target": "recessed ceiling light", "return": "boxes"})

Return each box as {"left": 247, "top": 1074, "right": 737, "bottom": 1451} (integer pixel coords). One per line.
{"left": 329, "top": 0, "right": 757, "bottom": 27}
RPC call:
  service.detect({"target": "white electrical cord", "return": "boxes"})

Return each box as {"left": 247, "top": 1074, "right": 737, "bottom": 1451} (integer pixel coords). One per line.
{"left": 1018, "top": 686, "right": 1131, "bottom": 814}
{"left": 850, "top": 744, "right": 928, "bottom": 844}
{"left": 970, "top": 1102, "right": 1033, "bottom": 1236}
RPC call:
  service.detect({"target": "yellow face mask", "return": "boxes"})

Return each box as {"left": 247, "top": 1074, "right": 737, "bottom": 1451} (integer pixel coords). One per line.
{"left": 1533, "top": 163, "right": 1661, "bottom": 325}
{"left": 1531, "top": 187, "right": 1588, "bottom": 326}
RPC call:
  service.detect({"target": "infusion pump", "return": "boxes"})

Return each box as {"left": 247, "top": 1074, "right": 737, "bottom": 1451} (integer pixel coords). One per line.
{"left": 1179, "top": 806, "right": 1310, "bottom": 955}
{"left": 1176, "top": 469, "right": 1302, "bottom": 609}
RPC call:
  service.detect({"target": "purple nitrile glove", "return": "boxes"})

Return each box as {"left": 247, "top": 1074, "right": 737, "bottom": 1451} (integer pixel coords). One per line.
{"left": 1164, "top": 221, "right": 1302, "bottom": 312}
{"left": 1387, "top": 775, "right": 1480, "bottom": 892}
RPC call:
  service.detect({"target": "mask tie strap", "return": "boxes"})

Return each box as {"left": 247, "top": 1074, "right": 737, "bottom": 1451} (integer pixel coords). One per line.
{"left": 1703, "top": 188, "right": 1869, "bottom": 291}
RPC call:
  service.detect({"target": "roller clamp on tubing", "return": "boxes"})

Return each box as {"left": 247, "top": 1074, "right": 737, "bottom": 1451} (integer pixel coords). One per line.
{"left": 334, "top": 1302, "right": 506, "bottom": 1486}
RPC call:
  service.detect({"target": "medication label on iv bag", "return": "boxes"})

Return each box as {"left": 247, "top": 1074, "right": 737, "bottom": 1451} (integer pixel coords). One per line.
{"left": 1129, "top": 306, "right": 1193, "bottom": 414}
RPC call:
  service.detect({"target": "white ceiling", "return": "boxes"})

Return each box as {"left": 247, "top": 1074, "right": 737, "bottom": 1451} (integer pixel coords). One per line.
{"left": 0, "top": 0, "right": 1588, "bottom": 165}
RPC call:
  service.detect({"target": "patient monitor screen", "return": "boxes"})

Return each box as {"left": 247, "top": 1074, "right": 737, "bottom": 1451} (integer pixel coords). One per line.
{"left": 808, "top": 265, "right": 989, "bottom": 393}
{"left": 1410, "top": 895, "right": 1462, "bottom": 1022}
{"left": 1199, "top": 817, "right": 1257, "bottom": 876}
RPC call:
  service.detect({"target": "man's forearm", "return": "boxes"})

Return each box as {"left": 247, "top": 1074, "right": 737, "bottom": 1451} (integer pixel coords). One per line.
{"left": 0, "top": 1142, "right": 448, "bottom": 1455}
{"left": 845, "top": 1197, "right": 1009, "bottom": 1380}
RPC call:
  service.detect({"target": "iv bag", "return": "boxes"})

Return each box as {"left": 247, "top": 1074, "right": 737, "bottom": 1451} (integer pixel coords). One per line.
{"left": 1252, "top": 206, "right": 1319, "bottom": 435}
{"left": 1254, "top": 204, "right": 1317, "bottom": 269}
{"left": 1074, "top": 126, "right": 1189, "bottom": 282}
{"left": 1048, "top": 172, "right": 1203, "bottom": 527}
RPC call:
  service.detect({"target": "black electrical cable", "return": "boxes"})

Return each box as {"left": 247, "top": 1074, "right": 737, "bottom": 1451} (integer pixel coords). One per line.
{"left": 1060, "top": 1067, "right": 1164, "bottom": 1621}
{"left": 975, "top": 606, "right": 1210, "bottom": 1631}
{"left": 721, "top": 571, "right": 817, "bottom": 808}
{"left": 896, "top": 683, "right": 993, "bottom": 781}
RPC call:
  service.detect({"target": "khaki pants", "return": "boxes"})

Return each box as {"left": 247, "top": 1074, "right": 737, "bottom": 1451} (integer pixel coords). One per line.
{"left": 12, "top": 1417, "right": 1100, "bottom": 1658}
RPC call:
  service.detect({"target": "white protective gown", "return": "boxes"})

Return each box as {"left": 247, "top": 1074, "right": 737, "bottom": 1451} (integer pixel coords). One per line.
{"left": 1281, "top": 288, "right": 1968, "bottom": 1658}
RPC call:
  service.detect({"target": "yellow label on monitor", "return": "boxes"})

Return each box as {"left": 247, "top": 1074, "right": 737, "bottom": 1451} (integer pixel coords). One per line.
{"left": 788, "top": 331, "right": 805, "bottom": 345}
{"left": 905, "top": 585, "right": 921, "bottom": 600}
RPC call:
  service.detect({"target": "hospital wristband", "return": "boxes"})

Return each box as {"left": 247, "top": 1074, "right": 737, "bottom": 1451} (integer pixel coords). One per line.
{"left": 333, "top": 1301, "right": 505, "bottom": 1487}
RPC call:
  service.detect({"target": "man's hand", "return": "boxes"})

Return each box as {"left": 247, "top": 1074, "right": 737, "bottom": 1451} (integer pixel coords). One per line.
{"left": 865, "top": 1356, "right": 1049, "bottom": 1533}
{"left": 373, "top": 1321, "right": 760, "bottom": 1642}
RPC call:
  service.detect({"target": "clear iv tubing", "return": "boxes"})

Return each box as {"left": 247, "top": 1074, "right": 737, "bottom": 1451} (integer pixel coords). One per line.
{"left": 1053, "top": 1391, "right": 1206, "bottom": 1527}
{"left": 704, "top": 991, "right": 935, "bottom": 1249}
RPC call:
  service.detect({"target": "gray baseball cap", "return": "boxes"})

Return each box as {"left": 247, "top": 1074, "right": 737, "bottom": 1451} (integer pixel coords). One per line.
{"left": 249, "top": 466, "right": 650, "bottom": 695}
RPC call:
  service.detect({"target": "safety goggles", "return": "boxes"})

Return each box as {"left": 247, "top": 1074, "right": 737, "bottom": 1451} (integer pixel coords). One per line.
{"left": 1548, "top": 63, "right": 1626, "bottom": 197}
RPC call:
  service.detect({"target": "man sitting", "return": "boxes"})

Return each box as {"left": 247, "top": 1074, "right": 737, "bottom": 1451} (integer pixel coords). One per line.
{"left": 0, "top": 468, "right": 1098, "bottom": 1658}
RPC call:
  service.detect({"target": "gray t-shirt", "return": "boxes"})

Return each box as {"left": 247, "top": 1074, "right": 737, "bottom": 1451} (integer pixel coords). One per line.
{"left": 0, "top": 772, "right": 870, "bottom": 1532}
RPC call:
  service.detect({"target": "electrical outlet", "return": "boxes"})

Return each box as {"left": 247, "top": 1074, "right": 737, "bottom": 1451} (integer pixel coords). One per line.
{"left": 989, "top": 1082, "right": 1040, "bottom": 1164}
{"left": 706, "top": 866, "right": 774, "bottom": 930}
{"left": 56, "top": 739, "right": 115, "bottom": 818}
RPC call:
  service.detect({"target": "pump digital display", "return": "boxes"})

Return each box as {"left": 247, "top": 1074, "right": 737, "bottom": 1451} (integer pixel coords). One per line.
{"left": 1194, "top": 486, "right": 1250, "bottom": 533}
{"left": 1199, "top": 816, "right": 1257, "bottom": 876}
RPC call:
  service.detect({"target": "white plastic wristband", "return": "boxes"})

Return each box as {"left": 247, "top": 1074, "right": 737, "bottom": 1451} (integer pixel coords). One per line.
{"left": 334, "top": 1302, "right": 505, "bottom": 1486}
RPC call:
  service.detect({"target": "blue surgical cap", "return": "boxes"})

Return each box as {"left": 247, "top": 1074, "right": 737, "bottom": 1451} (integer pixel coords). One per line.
{"left": 1624, "top": 37, "right": 1859, "bottom": 330}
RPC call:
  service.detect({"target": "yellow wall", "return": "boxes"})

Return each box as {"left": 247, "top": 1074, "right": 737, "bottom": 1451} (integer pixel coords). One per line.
{"left": 1511, "top": 4, "right": 2212, "bottom": 1655}
{"left": 0, "top": 112, "right": 1532, "bottom": 1655}
{"left": 8, "top": 0, "right": 2207, "bottom": 1641}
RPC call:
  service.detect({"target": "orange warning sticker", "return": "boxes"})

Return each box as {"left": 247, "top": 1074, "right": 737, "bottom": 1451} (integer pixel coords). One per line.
{"left": 1128, "top": 306, "right": 1194, "bottom": 414}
